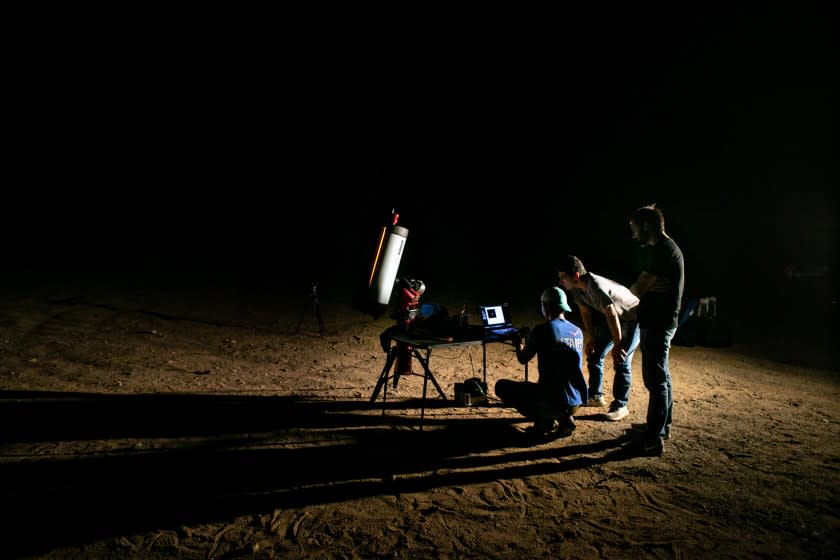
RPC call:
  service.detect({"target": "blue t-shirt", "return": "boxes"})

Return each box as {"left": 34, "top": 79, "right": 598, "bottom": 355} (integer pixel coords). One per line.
{"left": 520, "top": 318, "right": 587, "bottom": 407}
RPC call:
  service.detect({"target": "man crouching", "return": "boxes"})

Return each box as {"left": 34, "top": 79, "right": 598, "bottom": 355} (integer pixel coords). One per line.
{"left": 495, "top": 287, "right": 588, "bottom": 439}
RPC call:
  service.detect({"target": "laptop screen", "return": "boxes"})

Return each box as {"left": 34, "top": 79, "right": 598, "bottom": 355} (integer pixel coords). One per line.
{"left": 480, "top": 304, "right": 512, "bottom": 329}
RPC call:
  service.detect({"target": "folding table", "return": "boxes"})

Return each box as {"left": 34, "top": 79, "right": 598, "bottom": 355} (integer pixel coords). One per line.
{"left": 370, "top": 331, "right": 522, "bottom": 428}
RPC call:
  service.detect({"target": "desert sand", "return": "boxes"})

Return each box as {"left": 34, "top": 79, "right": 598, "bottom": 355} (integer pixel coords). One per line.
{"left": 1, "top": 279, "right": 838, "bottom": 560}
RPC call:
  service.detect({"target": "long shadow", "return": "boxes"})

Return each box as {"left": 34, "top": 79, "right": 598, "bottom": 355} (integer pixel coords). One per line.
{"left": 0, "top": 390, "right": 629, "bottom": 558}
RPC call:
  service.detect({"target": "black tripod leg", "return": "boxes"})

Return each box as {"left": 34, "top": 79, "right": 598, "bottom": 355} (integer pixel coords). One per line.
{"left": 297, "top": 282, "right": 327, "bottom": 336}
{"left": 313, "top": 293, "right": 326, "bottom": 336}
{"left": 370, "top": 347, "right": 398, "bottom": 403}
{"left": 392, "top": 342, "right": 410, "bottom": 389}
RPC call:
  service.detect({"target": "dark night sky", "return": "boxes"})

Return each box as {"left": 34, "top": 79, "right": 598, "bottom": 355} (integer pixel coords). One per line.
{"left": 5, "top": 6, "right": 835, "bottom": 327}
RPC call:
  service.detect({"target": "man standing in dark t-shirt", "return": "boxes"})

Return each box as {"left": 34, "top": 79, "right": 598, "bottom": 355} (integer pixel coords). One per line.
{"left": 624, "top": 204, "right": 684, "bottom": 456}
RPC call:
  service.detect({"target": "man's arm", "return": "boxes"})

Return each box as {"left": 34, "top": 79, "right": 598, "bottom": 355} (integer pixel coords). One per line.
{"left": 602, "top": 304, "right": 623, "bottom": 347}
{"left": 603, "top": 303, "right": 627, "bottom": 364}
{"left": 630, "top": 271, "right": 656, "bottom": 297}
{"left": 513, "top": 339, "right": 526, "bottom": 364}
{"left": 578, "top": 304, "right": 598, "bottom": 357}
{"left": 578, "top": 304, "right": 595, "bottom": 340}
{"left": 513, "top": 328, "right": 537, "bottom": 365}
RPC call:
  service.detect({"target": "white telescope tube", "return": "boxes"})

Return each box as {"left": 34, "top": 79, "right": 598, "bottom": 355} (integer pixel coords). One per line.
{"left": 368, "top": 224, "right": 409, "bottom": 305}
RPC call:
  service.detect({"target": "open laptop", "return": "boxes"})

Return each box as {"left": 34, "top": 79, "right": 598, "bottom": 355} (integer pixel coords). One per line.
{"left": 478, "top": 303, "right": 519, "bottom": 339}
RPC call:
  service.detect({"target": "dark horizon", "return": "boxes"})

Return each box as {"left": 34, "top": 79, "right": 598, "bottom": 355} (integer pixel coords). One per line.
{"left": 5, "top": 7, "right": 835, "bottom": 337}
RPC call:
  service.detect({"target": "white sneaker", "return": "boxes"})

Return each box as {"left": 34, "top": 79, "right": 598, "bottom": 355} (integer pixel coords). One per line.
{"left": 584, "top": 396, "right": 607, "bottom": 407}
{"left": 604, "top": 405, "right": 629, "bottom": 421}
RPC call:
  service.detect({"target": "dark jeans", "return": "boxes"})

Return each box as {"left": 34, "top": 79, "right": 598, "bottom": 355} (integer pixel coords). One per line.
{"left": 639, "top": 326, "right": 676, "bottom": 441}
{"left": 587, "top": 321, "right": 640, "bottom": 408}
{"left": 494, "top": 379, "right": 579, "bottom": 424}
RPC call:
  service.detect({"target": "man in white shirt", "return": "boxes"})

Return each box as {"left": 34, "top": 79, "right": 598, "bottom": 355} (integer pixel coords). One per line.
{"left": 557, "top": 255, "right": 640, "bottom": 422}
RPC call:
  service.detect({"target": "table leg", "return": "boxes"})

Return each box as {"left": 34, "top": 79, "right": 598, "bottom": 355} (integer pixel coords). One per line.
{"left": 420, "top": 351, "right": 428, "bottom": 429}
{"left": 412, "top": 348, "right": 447, "bottom": 400}
{"left": 413, "top": 347, "right": 447, "bottom": 431}
{"left": 482, "top": 341, "right": 487, "bottom": 385}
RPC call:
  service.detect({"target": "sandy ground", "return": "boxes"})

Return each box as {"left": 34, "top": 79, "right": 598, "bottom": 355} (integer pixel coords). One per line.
{"left": 1, "top": 282, "right": 838, "bottom": 559}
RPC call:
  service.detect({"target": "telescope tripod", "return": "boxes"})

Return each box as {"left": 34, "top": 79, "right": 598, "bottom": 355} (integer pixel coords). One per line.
{"left": 295, "top": 282, "right": 326, "bottom": 336}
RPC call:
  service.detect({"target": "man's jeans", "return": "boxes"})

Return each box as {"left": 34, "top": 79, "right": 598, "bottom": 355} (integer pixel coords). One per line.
{"left": 494, "top": 379, "right": 579, "bottom": 425}
{"left": 587, "top": 321, "right": 640, "bottom": 408}
{"left": 640, "top": 326, "right": 677, "bottom": 440}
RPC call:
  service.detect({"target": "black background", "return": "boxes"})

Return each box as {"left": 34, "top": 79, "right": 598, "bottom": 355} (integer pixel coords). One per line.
{"left": 5, "top": 6, "right": 835, "bottom": 332}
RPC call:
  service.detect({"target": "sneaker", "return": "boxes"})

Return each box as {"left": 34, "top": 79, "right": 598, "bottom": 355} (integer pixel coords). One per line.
{"left": 525, "top": 418, "right": 575, "bottom": 439}
{"left": 584, "top": 396, "right": 607, "bottom": 407}
{"left": 621, "top": 435, "right": 664, "bottom": 457}
{"left": 629, "top": 422, "right": 671, "bottom": 440}
{"left": 604, "top": 405, "right": 629, "bottom": 422}
{"left": 556, "top": 416, "right": 576, "bottom": 438}
{"left": 525, "top": 419, "right": 559, "bottom": 436}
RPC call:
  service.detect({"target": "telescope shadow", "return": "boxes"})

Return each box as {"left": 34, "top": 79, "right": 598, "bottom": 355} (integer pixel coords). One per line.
{"left": 0, "top": 390, "right": 628, "bottom": 557}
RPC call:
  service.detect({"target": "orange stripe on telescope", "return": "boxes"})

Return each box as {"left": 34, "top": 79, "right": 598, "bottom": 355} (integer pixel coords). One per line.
{"left": 368, "top": 226, "right": 387, "bottom": 287}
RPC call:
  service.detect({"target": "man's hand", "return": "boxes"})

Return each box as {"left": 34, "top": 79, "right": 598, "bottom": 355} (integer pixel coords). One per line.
{"left": 611, "top": 344, "right": 627, "bottom": 365}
